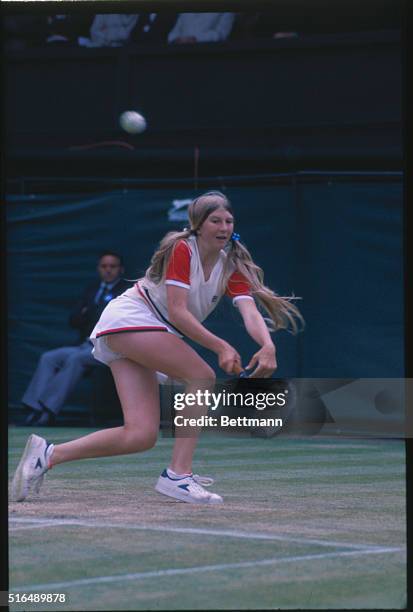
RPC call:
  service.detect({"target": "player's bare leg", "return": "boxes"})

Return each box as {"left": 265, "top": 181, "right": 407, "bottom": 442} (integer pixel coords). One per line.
{"left": 11, "top": 358, "right": 160, "bottom": 502}
{"left": 105, "top": 332, "right": 216, "bottom": 475}
{"left": 105, "top": 332, "right": 222, "bottom": 503}
{"left": 48, "top": 332, "right": 213, "bottom": 465}
{"left": 12, "top": 332, "right": 221, "bottom": 503}
{"left": 50, "top": 359, "right": 160, "bottom": 465}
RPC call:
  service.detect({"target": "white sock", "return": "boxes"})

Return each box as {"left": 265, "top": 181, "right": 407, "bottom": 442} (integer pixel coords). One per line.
{"left": 167, "top": 467, "right": 192, "bottom": 479}
{"left": 46, "top": 444, "right": 55, "bottom": 469}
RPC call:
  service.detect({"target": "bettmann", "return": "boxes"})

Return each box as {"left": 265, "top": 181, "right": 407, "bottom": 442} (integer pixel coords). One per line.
{"left": 174, "top": 415, "right": 283, "bottom": 427}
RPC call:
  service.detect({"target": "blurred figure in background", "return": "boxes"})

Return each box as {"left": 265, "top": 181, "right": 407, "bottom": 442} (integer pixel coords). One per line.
{"left": 168, "top": 13, "right": 235, "bottom": 44}
{"left": 22, "top": 252, "right": 130, "bottom": 426}
{"left": 129, "top": 13, "right": 178, "bottom": 44}
{"left": 81, "top": 14, "right": 139, "bottom": 47}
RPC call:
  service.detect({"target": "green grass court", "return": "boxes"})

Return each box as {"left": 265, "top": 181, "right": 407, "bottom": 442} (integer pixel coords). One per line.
{"left": 8, "top": 427, "right": 406, "bottom": 610}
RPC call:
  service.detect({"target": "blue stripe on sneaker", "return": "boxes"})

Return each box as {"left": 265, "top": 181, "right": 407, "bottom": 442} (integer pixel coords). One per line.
{"left": 178, "top": 484, "right": 190, "bottom": 491}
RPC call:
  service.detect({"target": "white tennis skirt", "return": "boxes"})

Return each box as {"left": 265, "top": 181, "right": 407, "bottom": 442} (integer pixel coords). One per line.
{"left": 90, "top": 286, "right": 180, "bottom": 368}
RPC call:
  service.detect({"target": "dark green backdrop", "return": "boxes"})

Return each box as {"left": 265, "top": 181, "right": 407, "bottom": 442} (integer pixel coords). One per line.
{"left": 7, "top": 179, "right": 404, "bottom": 409}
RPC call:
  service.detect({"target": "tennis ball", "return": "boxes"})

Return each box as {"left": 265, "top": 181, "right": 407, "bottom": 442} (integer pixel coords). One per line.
{"left": 119, "top": 110, "right": 147, "bottom": 134}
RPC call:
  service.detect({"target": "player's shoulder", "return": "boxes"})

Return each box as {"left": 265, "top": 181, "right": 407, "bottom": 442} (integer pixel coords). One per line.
{"left": 173, "top": 237, "right": 195, "bottom": 260}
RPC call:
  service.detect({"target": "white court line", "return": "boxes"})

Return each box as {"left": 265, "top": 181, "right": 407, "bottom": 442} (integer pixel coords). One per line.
{"left": 10, "top": 521, "right": 71, "bottom": 531}
{"left": 9, "top": 516, "right": 391, "bottom": 551}
{"left": 12, "top": 546, "right": 403, "bottom": 592}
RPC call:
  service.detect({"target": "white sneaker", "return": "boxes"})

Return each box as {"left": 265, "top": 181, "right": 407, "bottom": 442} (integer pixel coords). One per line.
{"left": 155, "top": 469, "right": 223, "bottom": 504}
{"left": 11, "top": 434, "right": 54, "bottom": 502}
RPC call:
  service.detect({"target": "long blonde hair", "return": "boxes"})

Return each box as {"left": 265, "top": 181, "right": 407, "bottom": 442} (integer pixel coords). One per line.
{"left": 145, "top": 191, "right": 304, "bottom": 333}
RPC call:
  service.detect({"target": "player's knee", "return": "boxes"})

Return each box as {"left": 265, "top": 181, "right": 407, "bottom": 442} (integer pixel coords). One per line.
{"left": 124, "top": 427, "right": 157, "bottom": 452}
{"left": 40, "top": 351, "right": 54, "bottom": 364}
{"left": 205, "top": 367, "right": 216, "bottom": 386}
{"left": 184, "top": 364, "right": 216, "bottom": 386}
{"left": 140, "top": 431, "right": 158, "bottom": 451}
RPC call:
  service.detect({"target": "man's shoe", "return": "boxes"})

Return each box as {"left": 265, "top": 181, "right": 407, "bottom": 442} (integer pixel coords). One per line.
{"left": 23, "top": 409, "right": 41, "bottom": 426}
{"left": 155, "top": 469, "right": 223, "bottom": 504}
{"left": 36, "top": 409, "right": 56, "bottom": 427}
{"left": 11, "top": 434, "right": 54, "bottom": 502}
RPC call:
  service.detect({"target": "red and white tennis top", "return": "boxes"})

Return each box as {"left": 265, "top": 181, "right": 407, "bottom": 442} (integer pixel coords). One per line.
{"left": 137, "top": 236, "right": 254, "bottom": 325}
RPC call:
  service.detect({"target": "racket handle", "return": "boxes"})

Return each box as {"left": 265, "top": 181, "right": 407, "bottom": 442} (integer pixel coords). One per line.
{"left": 232, "top": 363, "right": 244, "bottom": 376}
{"left": 239, "top": 371, "right": 248, "bottom": 378}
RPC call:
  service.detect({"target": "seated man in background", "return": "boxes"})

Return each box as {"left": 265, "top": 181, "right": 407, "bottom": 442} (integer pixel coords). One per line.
{"left": 22, "top": 251, "right": 130, "bottom": 426}
{"left": 83, "top": 12, "right": 176, "bottom": 47}
{"left": 81, "top": 14, "right": 139, "bottom": 47}
{"left": 168, "top": 12, "right": 235, "bottom": 44}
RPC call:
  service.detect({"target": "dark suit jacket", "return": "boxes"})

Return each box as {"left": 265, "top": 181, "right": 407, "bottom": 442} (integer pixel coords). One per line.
{"left": 129, "top": 13, "right": 178, "bottom": 44}
{"left": 69, "top": 278, "right": 132, "bottom": 342}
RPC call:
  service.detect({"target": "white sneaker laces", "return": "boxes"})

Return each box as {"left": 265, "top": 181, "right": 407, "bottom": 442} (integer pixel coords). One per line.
{"left": 192, "top": 474, "right": 214, "bottom": 487}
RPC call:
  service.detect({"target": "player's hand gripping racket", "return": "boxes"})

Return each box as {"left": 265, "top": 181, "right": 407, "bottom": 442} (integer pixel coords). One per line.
{"left": 232, "top": 363, "right": 248, "bottom": 378}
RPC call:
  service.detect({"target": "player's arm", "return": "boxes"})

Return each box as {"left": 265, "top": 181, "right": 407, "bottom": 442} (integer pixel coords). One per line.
{"left": 236, "top": 298, "right": 277, "bottom": 377}
{"left": 167, "top": 285, "right": 241, "bottom": 375}
{"left": 226, "top": 269, "right": 276, "bottom": 377}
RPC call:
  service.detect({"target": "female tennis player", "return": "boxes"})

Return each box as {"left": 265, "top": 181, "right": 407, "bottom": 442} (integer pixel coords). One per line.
{"left": 11, "top": 191, "right": 303, "bottom": 505}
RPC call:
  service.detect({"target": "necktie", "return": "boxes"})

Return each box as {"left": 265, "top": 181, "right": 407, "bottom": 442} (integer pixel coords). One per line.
{"left": 95, "top": 283, "right": 109, "bottom": 305}
{"left": 101, "top": 284, "right": 110, "bottom": 302}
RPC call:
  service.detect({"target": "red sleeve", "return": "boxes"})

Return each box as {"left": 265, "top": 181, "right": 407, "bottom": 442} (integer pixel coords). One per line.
{"left": 165, "top": 240, "right": 191, "bottom": 287}
{"left": 225, "top": 271, "right": 252, "bottom": 298}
